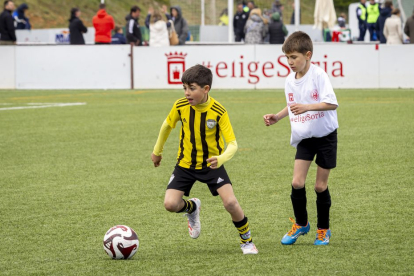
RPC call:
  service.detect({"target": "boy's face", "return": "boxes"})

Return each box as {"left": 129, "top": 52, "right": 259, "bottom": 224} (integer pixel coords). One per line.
{"left": 183, "top": 82, "right": 209, "bottom": 106}
{"left": 285, "top": 51, "right": 312, "bottom": 73}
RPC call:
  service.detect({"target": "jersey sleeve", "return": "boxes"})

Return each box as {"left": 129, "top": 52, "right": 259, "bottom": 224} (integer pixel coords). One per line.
{"left": 317, "top": 72, "right": 338, "bottom": 106}
{"left": 165, "top": 102, "right": 181, "bottom": 128}
{"left": 219, "top": 111, "right": 236, "bottom": 143}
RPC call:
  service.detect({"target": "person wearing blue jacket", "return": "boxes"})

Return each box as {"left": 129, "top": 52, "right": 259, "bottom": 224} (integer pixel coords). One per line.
{"left": 111, "top": 26, "right": 126, "bottom": 44}
{"left": 13, "top": 3, "right": 30, "bottom": 30}
{"left": 377, "top": 0, "right": 392, "bottom": 43}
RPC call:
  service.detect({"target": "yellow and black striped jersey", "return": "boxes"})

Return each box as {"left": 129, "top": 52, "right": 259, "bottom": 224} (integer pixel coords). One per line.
{"left": 166, "top": 96, "right": 236, "bottom": 170}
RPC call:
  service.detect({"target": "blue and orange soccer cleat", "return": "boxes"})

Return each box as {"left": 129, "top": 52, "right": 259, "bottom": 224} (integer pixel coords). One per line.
{"left": 314, "top": 228, "right": 331, "bottom": 245}
{"left": 281, "top": 218, "right": 310, "bottom": 245}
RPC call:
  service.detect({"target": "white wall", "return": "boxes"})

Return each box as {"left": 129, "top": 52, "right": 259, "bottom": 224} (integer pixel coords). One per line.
{"left": 15, "top": 45, "right": 131, "bottom": 89}
{"left": 0, "top": 47, "right": 16, "bottom": 89}
{"left": 1, "top": 44, "right": 413, "bottom": 90}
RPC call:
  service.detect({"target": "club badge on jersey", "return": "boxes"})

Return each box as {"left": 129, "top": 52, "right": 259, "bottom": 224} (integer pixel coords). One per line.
{"left": 207, "top": 119, "right": 217, "bottom": 129}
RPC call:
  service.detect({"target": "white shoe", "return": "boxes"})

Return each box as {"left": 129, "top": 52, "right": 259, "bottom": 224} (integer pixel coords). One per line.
{"left": 185, "top": 198, "right": 201, "bottom": 239}
{"left": 240, "top": 242, "right": 258, "bottom": 255}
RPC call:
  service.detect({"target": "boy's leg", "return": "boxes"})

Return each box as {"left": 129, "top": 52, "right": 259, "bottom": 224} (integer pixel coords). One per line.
{"left": 281, "top": 159, "right": 312, "bottom": 245}
{"left": 314, "top": 166, "right": 332, "bottom": 245}
{"left": 217, "top": 184, "right": 258, "bottom": 254}
{"left": 291, "top": 159, "right": 312, "bottom": 226}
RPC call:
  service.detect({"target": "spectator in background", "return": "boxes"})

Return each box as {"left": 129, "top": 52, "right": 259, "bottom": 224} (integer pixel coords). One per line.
{"left": 383, "top": 8, "right": 403, "bottom": 44}
{"left": 247, "top": 1, "right": 256, "bottom": 11}
{"left": 234, "top": 2, "right": 248, "bottom": 42}
{"left": 337, "top": 13, "right": 346, "bottom": 28}
{"left": 367, "top": 0, "right": 380, "bottom": 41}
{"left": 125, "top": 6, "right": 142, "bottom": 46}
{"left": 356, "top": 0, "right": 368, "bottom": 41}
{"left": 149, "top": 9, "right": 169, "bottom": 47}
{"left": 244, "top": 8, "right": 268, "bottom": 44}
{"left": 290, "top": 2, "right": 301, "bottom": 24}
{"left": 269, "top": 12, "right": 288, "bottom": 44}
{"left": 69, "top": 8, "right": 87, "bottom": 45}
{"left": 271, "top": 0, "right": 283, "bottom": 19}
{"left": 145, "top": 5, "right": 171, "bottom": 29}
{"left": 0, "top": 0, "right": 16, "bottom": 45}
{"left": 170, "top": 6, "right": 188, "bottom": 45}
{"left": 111, "top": 26, "right": 126, "bottom": 44}
{"left": 404, "top": 8, "right": 414, "bottom": 44}
{"left": 219, "top": 8, "right": 228, "bottom": 26}
{"left": 377, "top": 1, "right": 393, "bottom": 44}
{"left": 13, "top": 3, "right": 30, "bottom": 30}
{"left": 93, "top": 4, "right": 115, "bottom": 44}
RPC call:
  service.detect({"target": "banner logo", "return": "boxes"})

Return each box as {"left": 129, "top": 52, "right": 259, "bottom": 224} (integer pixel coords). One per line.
{"left": 165, "top": 52, "right": 187, "bottom": 85}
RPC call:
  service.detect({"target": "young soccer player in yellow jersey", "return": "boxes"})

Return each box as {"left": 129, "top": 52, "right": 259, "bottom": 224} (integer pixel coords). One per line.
{"left": 151, "top": 64, "right": 258, "bottom": 254}
{"left": 264, "top": 31, "right": 338, "bottom": 245}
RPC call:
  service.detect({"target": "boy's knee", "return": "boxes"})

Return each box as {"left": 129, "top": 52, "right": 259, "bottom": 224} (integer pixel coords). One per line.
{"left": 314, "top": 182, "right": 328, "bottom": 193}
{"left": 223, "top": 198, "right": 239, "bottom": 212}
{"left": 164, "top": 199, "right": 181, "bottom": 212}
{"left": 292, "top": 181, "right": 305, "bottom": 189}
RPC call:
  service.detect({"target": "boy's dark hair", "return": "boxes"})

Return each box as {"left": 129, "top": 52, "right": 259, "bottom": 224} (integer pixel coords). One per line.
{"left": 181, "top": 64, "right": 213, "bottom": 89}
{"left": 282, "top": 31, "right": 313, "bottom": 55}
{"left": 130, "top": 5, "right": 141, "bottom": 13}
{"left": 114, "top": 26, "right": 121, "bottom": 33}
{"left": 99, "top": 3, "right": 105, "bottom": 9}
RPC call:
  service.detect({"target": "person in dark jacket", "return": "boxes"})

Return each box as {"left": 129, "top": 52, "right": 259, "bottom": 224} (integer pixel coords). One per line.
{"left": 356, "top": 0, "right": 368, "bottom": 41}
{"left": 234, "top": 2, "right": 248, "bottom": 42}
{"left": 377, "top": 0, "right": 392, "bottom": 43}
{"left": 404, "top": 8, "right": 414, "bottom": 44}
{"left": 111, "top": 26, "right": 126, "bottom": 44}
{"left": 125, "top": 6, "right": 142, "bottom": 46}
{"left": 13, "top": 3, "right": 30, "bottom": 30}
{"left": 269, "top": 12, "right": 287, "bottom": 44}
{"left": 69, "top": 8, "right": 87, "bottom": 45}
{"left": 0, "top": 0, "right": 16, "bottom": 45}
{"left": 170, "top": 6, "right": 188, "bottom": 45}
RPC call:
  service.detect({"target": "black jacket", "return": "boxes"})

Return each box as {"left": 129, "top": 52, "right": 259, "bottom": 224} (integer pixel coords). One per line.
{"left": 69, "top": 17, "right": 87, "bottom": 45}
{"left": 377, "top": 7, "right": 392, "bottom": 43}
{"left": 233, "top": 11, "right": 248, "bottom": 35}
{"left": 269, "top": 21, "right": 286, "bottom": 44}
{"left": 125, "top": 14, "right": 142, "bottom": 45}
{"left": 0, "top": 9, "right": 16, "bottom": 41}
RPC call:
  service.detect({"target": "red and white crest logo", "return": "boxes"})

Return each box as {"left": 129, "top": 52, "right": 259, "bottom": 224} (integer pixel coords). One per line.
{"left": 165, "top": 52, "right": 187, "bottom": 84}
{"left": 311, "top": 89, "right": 319, "bottom": 101}
{"left": 288, "top": 93, "right": 294, "bottom": 102}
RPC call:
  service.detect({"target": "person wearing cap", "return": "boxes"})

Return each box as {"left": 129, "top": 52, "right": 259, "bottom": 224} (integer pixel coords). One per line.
{"left": 269, "top": 12, "right": 288, "bottom": 44}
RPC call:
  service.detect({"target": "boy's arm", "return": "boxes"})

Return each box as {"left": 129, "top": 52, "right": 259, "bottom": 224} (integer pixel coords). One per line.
{"left": 151, "top": 119, "right": 173, "bottom": 167}
{"left": 290, "top": 102, "right": 337, "bottom": 115}
{"left": 264, "top": 106, "right": 289, "bottom": 126}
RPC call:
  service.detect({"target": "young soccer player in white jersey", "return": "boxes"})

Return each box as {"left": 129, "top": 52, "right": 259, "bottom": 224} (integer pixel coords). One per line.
{"left": 264, "top": 31, "right": 339, "bottom": 245}
{"left": 151, "top": 64, "right": 258, "bottom": 254}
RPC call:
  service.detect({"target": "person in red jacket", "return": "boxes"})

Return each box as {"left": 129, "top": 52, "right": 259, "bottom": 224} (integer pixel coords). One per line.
{"left": 92, "top": 4, "right": 115, "bottom": 44}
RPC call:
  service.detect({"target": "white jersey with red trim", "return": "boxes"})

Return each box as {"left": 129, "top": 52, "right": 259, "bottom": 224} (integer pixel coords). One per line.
{"left": 285, "top": 64, "right": 339, "bottom": 147}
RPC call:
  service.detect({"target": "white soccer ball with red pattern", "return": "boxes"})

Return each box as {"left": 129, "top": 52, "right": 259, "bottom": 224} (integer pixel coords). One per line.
{"left": 103, "top": 225, "right": 139, "bottom": 259}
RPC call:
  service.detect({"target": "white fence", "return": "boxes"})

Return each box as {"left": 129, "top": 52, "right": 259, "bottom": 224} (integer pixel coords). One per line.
{"left": 1, "top": 44, "right": 413, "bottom": 89}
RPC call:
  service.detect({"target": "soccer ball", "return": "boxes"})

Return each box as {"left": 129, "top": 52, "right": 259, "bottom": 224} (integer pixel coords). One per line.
{"left": 103, "top": 225, "right": 139, "bottom": 259}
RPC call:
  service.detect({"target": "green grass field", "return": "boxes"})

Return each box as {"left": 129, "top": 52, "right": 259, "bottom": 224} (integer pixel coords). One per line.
{"left": 1, "top": 89, "right": 413, "bottom": 275}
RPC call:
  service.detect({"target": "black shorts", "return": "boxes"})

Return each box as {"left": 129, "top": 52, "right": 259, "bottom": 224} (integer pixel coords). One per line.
{"left": 295, "top": 129, "right": 337, "bottom": 169}
{"left": 167, "top": 165, "right": 232, "bottom": 196}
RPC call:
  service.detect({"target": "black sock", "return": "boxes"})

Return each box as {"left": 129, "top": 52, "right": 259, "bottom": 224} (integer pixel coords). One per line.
{"left": 233, "top": 216, "right": 252, "bottom": 244}
{"left": 291, "top": 185, "right": 308, "bottom": 226}
{"left": 176, "top": 199, "right": 196, "bottom": 214}
{"left": 316, "top": 187, "right": 331, "bottom": 229}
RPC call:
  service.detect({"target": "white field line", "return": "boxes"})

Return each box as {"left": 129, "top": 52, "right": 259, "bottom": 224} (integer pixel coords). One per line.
{"left": 0, "top": 102, "right": 86, "bottom": 111}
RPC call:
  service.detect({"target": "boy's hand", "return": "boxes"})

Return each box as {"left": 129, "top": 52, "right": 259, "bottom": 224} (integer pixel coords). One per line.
{"left": 206, "top": 157, "right": 218, "bottom": 169}
{"left": 151, "top": 153, "right": 162, "bottom": 167}
{"left": 263, "top": 114, "right": 278, "bottom": 126}
{"left": 290, "top": 104, "right": 309, "bottom": 115}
